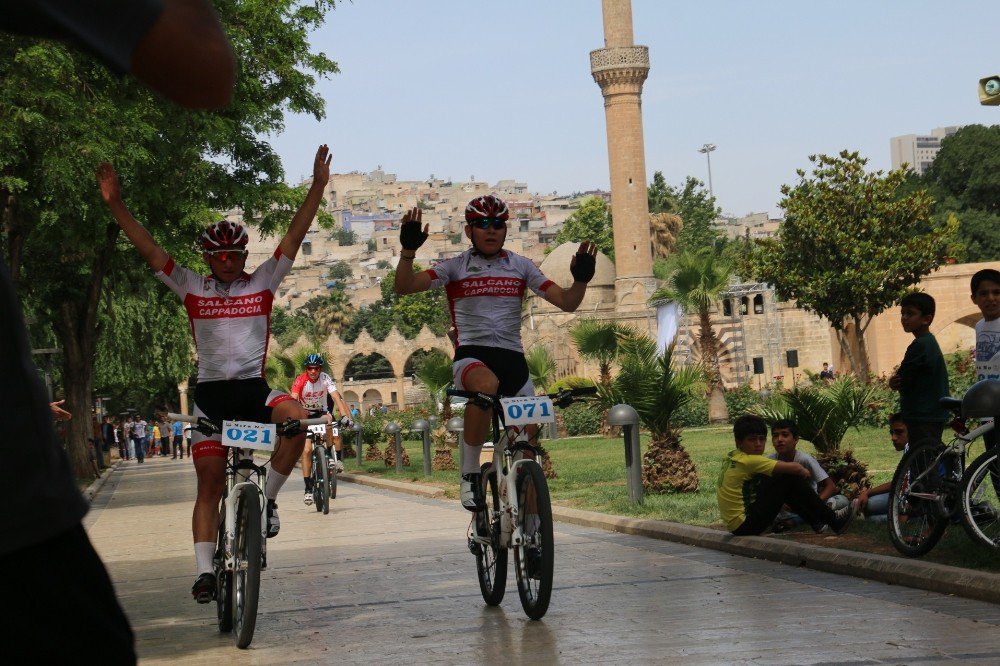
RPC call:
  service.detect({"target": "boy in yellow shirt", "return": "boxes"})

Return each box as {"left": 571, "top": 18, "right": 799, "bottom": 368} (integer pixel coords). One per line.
{"left": 718, "top": 415, "right": 856, "bottom": 536}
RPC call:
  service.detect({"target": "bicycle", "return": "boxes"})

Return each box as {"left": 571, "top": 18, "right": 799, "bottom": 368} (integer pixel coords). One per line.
{"left": 887, "top": 396, "right": 997, "bottom": 556}
{"left": 306, "top": 416, "right": 350, "bottom": 514}
{"left": 169, "top": 412, "right": 324, "bottom": 648}
{"left": 447, "top": 386, "right": 595, "bottom": 620}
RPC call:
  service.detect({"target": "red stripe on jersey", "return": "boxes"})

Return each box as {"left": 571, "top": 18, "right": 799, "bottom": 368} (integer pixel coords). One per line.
{"left": 538, "top": 280, "right": 555, "bottom": 292}
{"left": 267, "top": 394, "right": 295, "bottom": 408}
{"left": 192, "top": 440, "right": 225, "bottom": 460}
{"left": 162, "top": 257, "right": 176, "bottom": 276}
{"left": 183, "top": 290, "right": 274, "bottom": 320}
{"left": 426, "top": 269, "right": 438, "bottom": 281}
{"left": 445, "top": 276, "right": 526, "bottom": 299}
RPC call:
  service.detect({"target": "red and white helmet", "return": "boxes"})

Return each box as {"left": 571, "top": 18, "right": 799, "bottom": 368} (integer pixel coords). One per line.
{"left": 200, "top": 220, "right": 248, "bottom": 250}
{"left": 464, "top": 194, "right": 509, "bottom": 223}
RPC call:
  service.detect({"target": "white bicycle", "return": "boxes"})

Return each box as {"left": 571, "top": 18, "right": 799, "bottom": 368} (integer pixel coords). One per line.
{"left": 169, "top": 412, "right": 324, "bottom": 648}
{"left": 447, "top": 386, "right": 595, "bottom": 620}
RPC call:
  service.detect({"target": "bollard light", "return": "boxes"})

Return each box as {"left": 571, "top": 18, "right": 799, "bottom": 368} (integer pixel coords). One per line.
{"left": 446, "top": 417, "right": 464, "bottom": 469}
{"left": 385, "top": 421, "right": 403, "bottom": 472}
{"left": 352, "top": 421, "right": 363, "bottom": 466}
{"left": 427, "top": 414, "right": 439, "bottom": 430}
{"left": 411, "top": 419, "right": 431, "bottom": 476}
{"left": 608, "top": 404, "right": 643, "bottom": 505}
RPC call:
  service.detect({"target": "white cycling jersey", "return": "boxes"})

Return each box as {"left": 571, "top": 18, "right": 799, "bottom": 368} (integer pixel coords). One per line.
{"left": 156, "top": 250, "right": 292, "bottom": 382}
{"left": 291, "top": 371, "right": 338, "bottom": 412}
{"left": 427, "top": 249, "right": 554, "bottom": 353}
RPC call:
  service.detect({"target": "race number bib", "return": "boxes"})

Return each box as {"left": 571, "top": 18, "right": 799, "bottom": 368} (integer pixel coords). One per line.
{"left": 222, "top": 420, "right": 278, "bottom": 452}
{"left": 500, "top": 395, "right": 555, "bottom": 426}
{"left": 308, "top": 423, "right": 327, "bottom": 438}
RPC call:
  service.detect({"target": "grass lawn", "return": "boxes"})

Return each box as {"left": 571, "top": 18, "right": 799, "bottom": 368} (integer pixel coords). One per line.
{"left": 341, "top": 427, "right": 1000, "bottom": 573}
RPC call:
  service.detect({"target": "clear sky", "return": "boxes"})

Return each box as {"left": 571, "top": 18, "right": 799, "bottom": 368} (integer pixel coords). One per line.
{"left": 270, "top": 1, "right": 1000, "bottom": 218}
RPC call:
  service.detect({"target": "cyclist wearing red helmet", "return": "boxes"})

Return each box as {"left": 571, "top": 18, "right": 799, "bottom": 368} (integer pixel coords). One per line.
{"left": 394, "top": 195, "right": 597, "bottom": 511}
{"left": 97, "top": 145, "right": 332, "bottom": 603}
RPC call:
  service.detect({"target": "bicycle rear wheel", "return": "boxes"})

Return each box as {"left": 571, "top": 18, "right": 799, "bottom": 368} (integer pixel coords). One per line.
{"left": 474, "top": 463, "right": 507, "bottom": 606}
{"left": 888, "top": 440, "right": 950, "bottom": 557}
{"left": 513, "top": 460, "right": 554, "bottom": 620}
{"left": 215, "top": 500, "right": 233, "bottom": 633}
{"left": 961, "top": 448, "right": 1000, "bottom": 549}
{"left": 233, "top": 487, "right": 263, "bottom": 649}
{"left": 314, "top": 446, "right": 331, "bottom": 515}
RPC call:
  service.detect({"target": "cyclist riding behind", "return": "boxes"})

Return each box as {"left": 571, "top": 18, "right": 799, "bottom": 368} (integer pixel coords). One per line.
{"left": 97, "top": 145, "right": 332, "bottom": 603}
{"left": 393, "top": 194, "right": 597, "bottom": 512}
{"left": 291, "top": 353, "right": 353, "bottom": 505}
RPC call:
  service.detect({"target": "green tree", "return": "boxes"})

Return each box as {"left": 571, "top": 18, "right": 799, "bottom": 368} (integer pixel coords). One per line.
{"left": 597, "top": 336, "right": 701, "bottom": 493}
{"left": 921, "top": 125, "right": 1000, "bottom": 262}
{"left": 647, "top": 171, "right": 676, "bottom": 214}
{"left": 741, "top": 151, "right": 957, "bottom": 378}
{"left": 335, "top": 227, "right": 356, "bottom": 246}
{"left": 550, "top": 197, "right": 614, "bottom": 260}
{"left": 412, "top": 349, "right": 453, "bottom": 413}
{"left": 569, "top": 320, "right": 627, "bottom": 390}
{"left": 650, "top": 249, "right": 731, "bottom": 423}
{"left": 671, "top": 176, "right": 723, "bottom": 255}
{"left": 328, "top": 261, "right": 353, "bottom": 281}
{"left": 0, "top": 2, "right": 339, "bottom": 478}
{"left": 525, "top": 345, "right": 557, "bottom": 393}
{"left": 299, "top": 290, "right": 355, "bottom": 340}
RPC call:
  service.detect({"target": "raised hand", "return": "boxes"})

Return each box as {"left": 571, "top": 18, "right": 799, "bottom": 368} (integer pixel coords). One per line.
{"left": 313, "top": 144, "right": 332, "bottom": 187}
{"left": 96, "top": 163, "right": 121, "bottom": 204}
{"left": 399, "top": 207, "right": 428, "bottom": 251}
{"left": 569, "top": 241, "right": 599, "bottom": 283}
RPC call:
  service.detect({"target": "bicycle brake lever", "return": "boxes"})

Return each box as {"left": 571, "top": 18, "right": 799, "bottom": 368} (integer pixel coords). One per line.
{"left": 196, "top": 416, "right": 221, "bottom": 436}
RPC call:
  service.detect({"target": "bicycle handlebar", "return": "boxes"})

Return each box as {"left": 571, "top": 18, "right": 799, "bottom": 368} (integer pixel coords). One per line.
{"left": 167, "top": 413, "right": 327, "bottom": 437}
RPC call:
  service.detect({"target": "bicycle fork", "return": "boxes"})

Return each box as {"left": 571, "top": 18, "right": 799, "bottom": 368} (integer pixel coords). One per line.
{"left": 221, "top": 480, "right": 267, "bottom": 572}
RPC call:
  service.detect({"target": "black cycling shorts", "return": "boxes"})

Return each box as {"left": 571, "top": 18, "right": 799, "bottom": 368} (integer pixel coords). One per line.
{"left": 453, "top": 345, "right": 531, "bottom": 397}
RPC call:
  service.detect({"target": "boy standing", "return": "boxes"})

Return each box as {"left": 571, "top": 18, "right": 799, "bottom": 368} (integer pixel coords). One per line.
{"left": 971, "top": 269, "right": 1000, "bottom": 450}
{"left": 767, "top": 419, "right": 848, "bottom": 530}
{"left": 717, "top": 415, "right": 855, "bottom": 536}
{"left": 889, "top": 292, "right": 950, "bottom": 444}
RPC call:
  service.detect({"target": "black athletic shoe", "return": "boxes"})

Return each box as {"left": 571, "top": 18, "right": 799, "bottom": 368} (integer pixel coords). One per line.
{"left": 191, "top": 572, "right": 216, "bottom": 603}
{"left": 266, "top": 500, "right": 280, "bottom": 538}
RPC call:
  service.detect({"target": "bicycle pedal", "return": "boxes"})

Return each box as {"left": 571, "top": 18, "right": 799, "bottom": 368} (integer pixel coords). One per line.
{"left": 468, "top": 537, "right": 482, "bottom": 556}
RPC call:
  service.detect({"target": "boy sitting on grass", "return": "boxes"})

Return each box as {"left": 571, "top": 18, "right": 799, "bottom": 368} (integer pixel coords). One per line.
{"left": 717, "top": 415, "right": 855, "bottom": 536}
{"left": 767, "top": 419, "right": 849, "bottom": 532}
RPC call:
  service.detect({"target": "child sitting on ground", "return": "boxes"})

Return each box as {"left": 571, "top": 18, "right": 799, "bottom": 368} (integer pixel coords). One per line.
{"left": 857, "top": 414, "right": 908, "bottom": 522}
{"left": 767, "top": 419, "right": 849, "bottom": 531}
{"left": 717, "top": 415, "right": 855, "bottom": 536}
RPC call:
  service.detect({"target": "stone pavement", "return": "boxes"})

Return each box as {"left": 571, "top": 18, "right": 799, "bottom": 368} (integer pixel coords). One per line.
{"left": 87, "top": 457, "right": 1000, "bottom": 665}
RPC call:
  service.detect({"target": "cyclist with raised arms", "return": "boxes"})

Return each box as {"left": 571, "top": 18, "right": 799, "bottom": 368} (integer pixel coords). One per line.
{"left": 291, "top": 353, "right": 353, "bottom": 504}
{"left": 97, "top": 145, "right": 331, "bottom": 604}
{"left": 393, "top": 195, "right": 597, "bottom": 511}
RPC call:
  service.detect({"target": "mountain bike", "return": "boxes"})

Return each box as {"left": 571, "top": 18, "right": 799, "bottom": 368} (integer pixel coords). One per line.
{"left": 307, "top": 416, "right": 350, "bottom": 514}
{"left": 887, "top": 397, "right": 996, "bottom": 556}
{"left": 446, "top": 386, "right": 595, "bottom": 620}
{"left": 169, "top": 412, "right": 324, "bottom": 648}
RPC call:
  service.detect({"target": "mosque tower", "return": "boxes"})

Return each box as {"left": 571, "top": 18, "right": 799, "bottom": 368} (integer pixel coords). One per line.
{"left": 590, "top": 0, "right": 657, "bottom": 310}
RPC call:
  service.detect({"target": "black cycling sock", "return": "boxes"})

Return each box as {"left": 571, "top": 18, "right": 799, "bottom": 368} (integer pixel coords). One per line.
{"left": 304, "top": 477, "right": 313, "bottom": 492}
{"left": 336, "top": 449, "right": 343, "bottom": 461}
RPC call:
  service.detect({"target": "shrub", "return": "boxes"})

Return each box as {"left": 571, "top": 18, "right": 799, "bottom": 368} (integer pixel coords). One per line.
{"left": 672, "top": 394, "right": 708, "bottom": 427}
{"left": 724, "top": 384, "right": 765, "bottom": 421}
{"left": 547, "top": 376, "right": 596, "bottom": 393}
{"left": 561, "top": 401, "right": 602, "bottom": 436}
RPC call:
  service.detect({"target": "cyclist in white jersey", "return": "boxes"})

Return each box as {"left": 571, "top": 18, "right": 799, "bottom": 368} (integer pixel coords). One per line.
{"left": 291, "top": 353, "right": 353, "bottom": 504}
{"left": 98, "top": 145, "right": 332, "bottom": 603}
{"left": 393, "top": 194, "right": 597, "bottom": 511}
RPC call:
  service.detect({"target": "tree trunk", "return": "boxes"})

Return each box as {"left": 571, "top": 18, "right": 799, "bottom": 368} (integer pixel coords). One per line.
{"left": 834, "top": 329, "right": 860, "bottom": 377}
{"left": 51, "top": 224, "right": 118, "bottom": 480}
{"left": 853, "top": 314, "right": 873, "bottom": 380}
{"left": 700, "top": 308, "right": 729, "bottom": 423}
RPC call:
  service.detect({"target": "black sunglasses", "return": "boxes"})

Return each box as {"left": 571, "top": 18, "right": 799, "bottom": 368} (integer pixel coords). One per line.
{"left": 468, "top": 218, "right": 506, "bottom": 230}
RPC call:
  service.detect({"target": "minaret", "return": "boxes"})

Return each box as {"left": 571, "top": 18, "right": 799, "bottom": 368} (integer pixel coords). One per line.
{"left": 591, "top": 0, "right": 656, "bottom": 310}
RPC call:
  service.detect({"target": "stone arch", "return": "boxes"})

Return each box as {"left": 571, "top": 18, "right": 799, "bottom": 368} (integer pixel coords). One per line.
{"left": 342, "top": 390, "right": 360, "bottom": 410}
{"left": 343, "top": 351, "right": 395, "bottom": 381}
{"left": 403, "top": 348, "right": 450, "bottom": 377}
{"left": 361, "top": 388, "right": 384, "bottom": 413}
{"left": 932, "top": 305, "right": 981, "bottom": 354}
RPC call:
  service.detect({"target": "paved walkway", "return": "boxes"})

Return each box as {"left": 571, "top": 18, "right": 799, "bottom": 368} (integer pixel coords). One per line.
{"left": 87, "top": 457, "right": 1000, "bottom": 664}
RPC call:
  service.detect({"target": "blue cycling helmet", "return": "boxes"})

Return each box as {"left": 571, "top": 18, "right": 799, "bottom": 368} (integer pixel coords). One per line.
{"left": 304, "top": 353, "right": 324, "bottom": 368}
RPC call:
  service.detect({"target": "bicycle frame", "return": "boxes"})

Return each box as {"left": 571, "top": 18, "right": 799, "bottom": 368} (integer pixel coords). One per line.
{"left": 220, "top": 451, "right": 267, "bottom": 569}
{"left": 484, "top": 430, "right": 536, "bottom": 550}
{"left": 907, "top": 421, "right": 994, "bottom": 502}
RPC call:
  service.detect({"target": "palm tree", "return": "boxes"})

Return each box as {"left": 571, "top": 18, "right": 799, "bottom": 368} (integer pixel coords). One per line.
{"left": 525, "top": 345, "right": 557, "bottom": 393}
{"left": 264, "top": 350, "right": 297, "bottom": 393}
{"left": 598, "top": 333, "right": 702, "bottom": 493}
{"left": 650, "top": 212, "right": 682, "bottom": 259}
{"left": 650, "top": 249, "right": 732, "bottom": 424}
{"left": 570, "top": 320, "right": 630, "bottom": 436}
{"left": 749, "top": 376, "right": 883, "bottom": 497}
{"left": 413, "top": 350, "right": 457, "bottom": 470}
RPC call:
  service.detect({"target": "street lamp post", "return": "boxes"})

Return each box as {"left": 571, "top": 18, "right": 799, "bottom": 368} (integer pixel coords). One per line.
{"left": 698, "top": 143, "right": 716, "bottom": 198}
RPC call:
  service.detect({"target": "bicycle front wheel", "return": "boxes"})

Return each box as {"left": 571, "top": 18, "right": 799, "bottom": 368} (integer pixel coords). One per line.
{"left": 961, "top": 448, "right": 1000, "bottom": 549}
{"left": 215, "top": 500, "right": 233, "bottom": 633}
{"left": 888, "top": 440, "right": 950, "bottom": 557}
{"left": 513, "top": 460, "right": 554, "bottom": 620}
{"left": 329, "top": 449, "right": 338, "bottom": 500}
{"left": 475, "top": 463, "right": 507, "bottom": 606}
{"left": 315, "top": 446, "right": 330, "bottom": 515}
{"left": 233, "top": 487, "right": 263, "bottom": 649}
